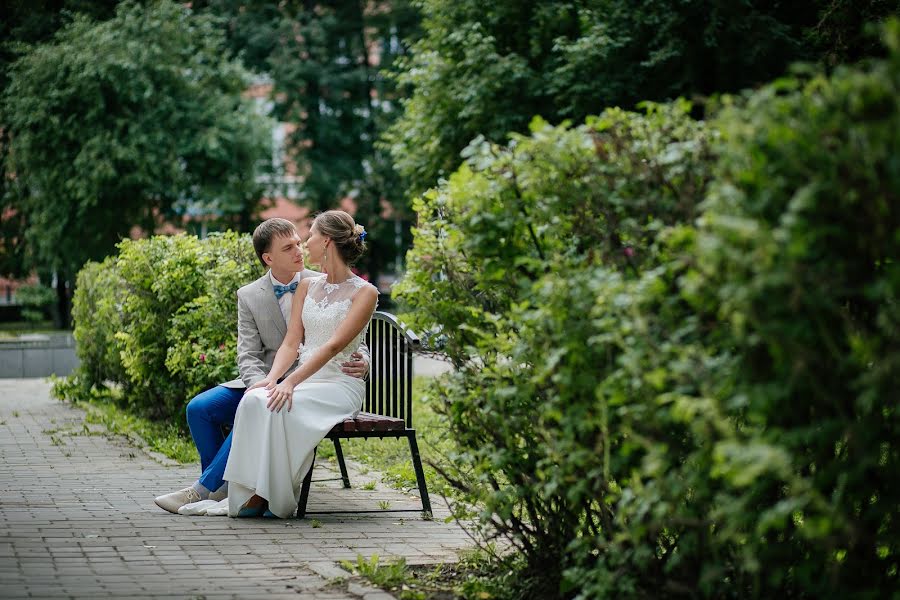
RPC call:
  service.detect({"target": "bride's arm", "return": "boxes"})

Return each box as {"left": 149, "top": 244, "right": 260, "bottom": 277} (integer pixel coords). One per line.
{"left": 285, "top": 285, "right": 377, "bottom": 386}
{"left": 249, "top": 278, "right": 308, "bottom": 389}
{"left": 265, "top": 285, "right": 378, "bottom": 412}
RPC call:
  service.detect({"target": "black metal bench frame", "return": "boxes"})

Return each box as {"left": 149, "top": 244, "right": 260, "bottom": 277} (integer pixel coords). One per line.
{"left": 297, "top": 311, "right": 433, "bottom": 518}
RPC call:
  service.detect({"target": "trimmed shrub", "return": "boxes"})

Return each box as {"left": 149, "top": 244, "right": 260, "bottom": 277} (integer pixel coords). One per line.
{"left": 395, "top": 22, "right": 900, "bottom": 599}
{"left": 680, "top": 21, "right": 900, "bottom": 594}
{"left": 57, "top": 231, "right": 263, "bottom": 421}
{"left": 164, "top": 231, "right": 263, "bottom": 404}
{"left": 71, "top": 258, "right": 127, "bottom": 388}
{"left": 395, "top": 101, "right": 717, "bottom": 598}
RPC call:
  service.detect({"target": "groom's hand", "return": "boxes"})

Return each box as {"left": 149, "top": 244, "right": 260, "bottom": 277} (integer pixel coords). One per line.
{"left": 247, "top": 376, "right": 273, "bottom": 392}
{"left": 341, "top": 352, "right": 368, "bottom": 380}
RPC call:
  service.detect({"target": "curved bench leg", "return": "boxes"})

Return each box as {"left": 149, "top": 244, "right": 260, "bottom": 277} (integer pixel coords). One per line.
{"left": 332, "top": 438, "right": 351, "bottom": 488}
{"left": 406, "top": 430, "right": 432, "bottom": 517}
{"left": 297, "top": 446, "right": 318, "bottom": 519}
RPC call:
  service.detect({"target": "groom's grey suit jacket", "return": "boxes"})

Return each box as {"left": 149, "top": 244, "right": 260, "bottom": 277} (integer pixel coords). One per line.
{"left": 219, "top": 269, "right": 321, "bottom": 389}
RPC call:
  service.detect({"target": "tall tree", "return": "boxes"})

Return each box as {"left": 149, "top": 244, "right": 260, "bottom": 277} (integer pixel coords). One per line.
{"left": 0, "top": 0, "right": 124, "bottom": 280}
{"left": 2, "top": 0, "right": 273, "bottom": 325}
{"left": 384, "top": 0, "right": 899, "bottom": 197}
{"left": 197, "top": 0, "right": 421, "bottom": 283}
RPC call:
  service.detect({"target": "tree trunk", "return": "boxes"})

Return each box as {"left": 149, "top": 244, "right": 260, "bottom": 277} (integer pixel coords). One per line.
{"left": 239, "top": 201, "right": 251, "bottom": 233}
{"left": 55, "top": 272, "right": 70, "bottom": 329}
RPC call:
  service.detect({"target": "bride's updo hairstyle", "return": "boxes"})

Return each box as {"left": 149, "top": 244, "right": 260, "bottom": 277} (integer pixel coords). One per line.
{"left": 312, "top": 210, "right": 367, "bottom": 265}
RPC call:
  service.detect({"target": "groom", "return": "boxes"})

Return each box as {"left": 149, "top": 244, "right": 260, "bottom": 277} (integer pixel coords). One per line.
{"left": 154, "top": 218, "right": 369, "bottom": 513}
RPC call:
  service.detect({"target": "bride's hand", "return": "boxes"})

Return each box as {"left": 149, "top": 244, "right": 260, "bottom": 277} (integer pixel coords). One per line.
{"left": 266, "top": 380, "right": 294, "bottom": 413}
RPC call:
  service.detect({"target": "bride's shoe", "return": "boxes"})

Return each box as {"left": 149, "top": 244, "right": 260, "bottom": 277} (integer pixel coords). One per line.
{"left": 237, "top": 494, "right": 268, "bottom": 517}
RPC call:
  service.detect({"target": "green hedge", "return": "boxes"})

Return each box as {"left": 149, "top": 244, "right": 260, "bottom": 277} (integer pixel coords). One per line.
{"left": 395, "top": 22, "right": 900, "bottom": 599}
{"left": 57, "top": 231, "right": 263, "bottom": 421}
{"left": 15, "top": 283, "right": 56, "bottom": 322}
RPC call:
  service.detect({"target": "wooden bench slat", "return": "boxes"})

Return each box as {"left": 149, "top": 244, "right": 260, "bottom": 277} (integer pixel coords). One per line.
{"left": 331, "top": 411, "right": 404, "bottom": 434}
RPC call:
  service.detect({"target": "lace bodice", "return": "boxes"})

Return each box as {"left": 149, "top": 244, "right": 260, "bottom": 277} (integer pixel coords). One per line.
{"left": 299, "top": 274, "right": 376, "bottom": 368}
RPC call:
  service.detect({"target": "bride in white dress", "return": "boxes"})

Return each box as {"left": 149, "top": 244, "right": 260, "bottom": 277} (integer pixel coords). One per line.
{"left": 223, "top": 210, "right": 378, "bottom": 518}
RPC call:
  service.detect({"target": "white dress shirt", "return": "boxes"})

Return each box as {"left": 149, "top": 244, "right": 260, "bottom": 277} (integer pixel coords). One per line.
{"left": 269, "top": 270, "right": 302, "bottom": 326}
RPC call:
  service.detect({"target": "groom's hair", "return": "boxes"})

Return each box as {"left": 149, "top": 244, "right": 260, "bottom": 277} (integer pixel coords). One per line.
{"left": 252, "top": 218, "right": 298, "bottom": 267}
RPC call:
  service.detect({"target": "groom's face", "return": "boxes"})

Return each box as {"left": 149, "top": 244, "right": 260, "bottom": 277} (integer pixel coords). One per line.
{"left": 263, "top": 232, "right": 305, "bottom": 273}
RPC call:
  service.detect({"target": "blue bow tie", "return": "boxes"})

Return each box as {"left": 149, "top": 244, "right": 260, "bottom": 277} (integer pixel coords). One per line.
{"left": 273, "top": 281, "right": 298, "bottom": 299}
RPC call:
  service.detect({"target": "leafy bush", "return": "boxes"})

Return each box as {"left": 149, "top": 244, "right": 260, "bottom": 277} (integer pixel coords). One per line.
{"left": 164, "top": 231, "right": 263, "bottom": 405}
{"left": 15, "top": 283, "right": 55, "bottom": 322}
{"left": 395, "top": 22, "right": 900, "bottom": 599}
{"left": 395, "top": 101, "right": 717, "bottom": 598}
{"left": 71, "top": 258, "right": 127, "bottom": 387}
{"left": 383, "top": 0, "right": 899, "bottom": 197}
{"left": 57, "top": 231, "right": 263, "bottom": 422}
{"left": 396, "top": 101, "right": 712, "bottom": 365}
{"left": 678, "top": 22, "right": 900, "bottom": 595}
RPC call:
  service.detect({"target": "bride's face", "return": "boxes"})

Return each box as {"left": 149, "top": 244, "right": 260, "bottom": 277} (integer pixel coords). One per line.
{"left": 305, "top": 223, "right": 328, "bottom": 267}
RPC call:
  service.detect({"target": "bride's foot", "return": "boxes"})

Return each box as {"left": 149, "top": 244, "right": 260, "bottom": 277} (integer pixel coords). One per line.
{"left": 237, "top": 494, "right": 268, "bottom": 518}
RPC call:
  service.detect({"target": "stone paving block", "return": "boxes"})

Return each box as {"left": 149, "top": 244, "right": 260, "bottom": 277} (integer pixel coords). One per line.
{"left": 0, "top": 379, "right": 476, "bottom": 599}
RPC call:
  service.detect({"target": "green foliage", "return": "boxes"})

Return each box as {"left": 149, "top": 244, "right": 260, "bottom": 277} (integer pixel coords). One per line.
{"left": 15, "top": 283, "right": 55, "bottom": 322}
{"left": 396, "top": 101, "right": 716, "bottom": 598}
{"left": 807, "top": 0, "right": 900, "bottom": 65}
{"left": 342, "top": 546, "right": 524, "bottom": 600}
{"left": 114, "top": 234, "right": 208, "bottom": 415}
{"left": 384, "top": 0, "right": 900, "bottom": 197}
{"left": 71, "top": 258, "right": 127, "bottom": 387}
{"left": 163, "top": 231, "right": 262, "bottom": 404}
{"left": 396, "top": 23, "right": 900, "bottom": 599}
{"left": 341, "top": 554, "right": 410, "bottom": 591}
{"left": 0, "top": 2, "right": 120, "bottom": 278}
{"left": 51, "top": 375, "right": 199, "bottom": 464}
{"left": 1, "top": 0, "right": 272, "bottom": 282}
{"left": 679, "top": 23, "right": 900, "bottom": 594}
{"left": 61, "top": 231, "right": 263, "bottom": 421}
{"left": 396, "top": 101, "right": 711, "bottom": 364}
{"left": 195, "top": 0, "right": 421, "bottom": 281}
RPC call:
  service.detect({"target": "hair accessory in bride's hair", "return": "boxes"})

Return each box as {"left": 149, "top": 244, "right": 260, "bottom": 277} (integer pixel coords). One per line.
{"left": 354, "top": 224, "right": 367, "bottom": 242}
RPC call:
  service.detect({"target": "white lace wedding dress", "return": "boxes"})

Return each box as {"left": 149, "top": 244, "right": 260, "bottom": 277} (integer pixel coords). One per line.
{"left": 222, "top": 274, "right": 375, "bottom": 518}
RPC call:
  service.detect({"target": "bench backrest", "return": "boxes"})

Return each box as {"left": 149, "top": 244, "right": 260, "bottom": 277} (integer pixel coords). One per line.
{"left": 364, "top": 311, "right": 420, "bottom": 428}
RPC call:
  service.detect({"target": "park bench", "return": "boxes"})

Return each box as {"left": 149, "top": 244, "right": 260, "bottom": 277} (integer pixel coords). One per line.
{"left": 297, "top": 311, "right": 433, "bottom": 519}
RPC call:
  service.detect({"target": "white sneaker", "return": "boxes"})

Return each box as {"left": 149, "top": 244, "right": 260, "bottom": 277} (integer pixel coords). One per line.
{"left": 154, "top": 487, "right": 201, "bottom": 514}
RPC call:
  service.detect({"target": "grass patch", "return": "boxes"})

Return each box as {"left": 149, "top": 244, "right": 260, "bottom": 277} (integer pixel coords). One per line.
{"left": 80, "top": 399, "right": 199, "bottom": 463}
{"left": 321, "top": 376, "right": 459, "bottom": 499}
{"left": 0, "top": 321, "right": 60, "bottom": 335}
{"left": 50, "top": 375, "right": 198, "bottom": 464}
{"left": 342, "top": 547, "right": 518, "bottom": 600}
{"left": 342, "top": 554, "right": 412, "bottom": 594}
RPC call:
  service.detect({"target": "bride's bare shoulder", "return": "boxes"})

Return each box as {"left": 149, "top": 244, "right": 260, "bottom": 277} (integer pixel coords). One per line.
{"left": 299, "top": 276, "right": 322, "bottom": 292}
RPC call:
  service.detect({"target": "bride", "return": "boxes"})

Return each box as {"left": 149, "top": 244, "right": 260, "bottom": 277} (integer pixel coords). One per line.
{"left": 223, "top": 210, "right": 378, "bottom": 518}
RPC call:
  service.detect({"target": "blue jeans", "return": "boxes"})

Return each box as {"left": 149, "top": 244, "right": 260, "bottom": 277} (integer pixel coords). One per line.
{"left": 186, "top": 385, "right": 244, "bottom": 493}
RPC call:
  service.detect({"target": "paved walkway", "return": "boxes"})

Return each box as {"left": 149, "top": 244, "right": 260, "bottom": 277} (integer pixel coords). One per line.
{"left": 0, "top": 379, "right": 472, "bottom": 599}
